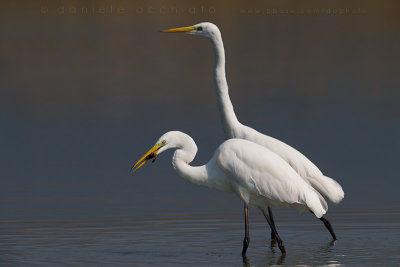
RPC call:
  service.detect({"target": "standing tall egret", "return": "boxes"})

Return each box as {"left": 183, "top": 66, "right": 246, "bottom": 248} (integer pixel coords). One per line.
{"left": 162, "top": 22, "right": 344, "bottom": 241}
{"left": 133, "top": 131, "right": 331, "bottom": 255}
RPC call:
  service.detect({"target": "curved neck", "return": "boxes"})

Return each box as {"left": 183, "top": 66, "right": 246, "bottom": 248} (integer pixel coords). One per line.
{"left": 210, "top": 32, "right": 241, "bottom": 138}
{"left": 171, "top": 134, "right": 208, "bottom": 187}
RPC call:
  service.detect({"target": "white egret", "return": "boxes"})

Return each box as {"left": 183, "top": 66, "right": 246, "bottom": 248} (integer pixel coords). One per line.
{"left": 133, "top": 131, "right": 332, "bottom": 255}
{"left": 162, "top": 22, "right": 343, "bottom": 240}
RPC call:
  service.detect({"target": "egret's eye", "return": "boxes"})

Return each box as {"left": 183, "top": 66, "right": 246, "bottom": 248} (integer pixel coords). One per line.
{"left": 161, "top": 140, "right": 167, "bottom": 145}
{"left": 197, "top": 26, "right": 203, "bottom": 31}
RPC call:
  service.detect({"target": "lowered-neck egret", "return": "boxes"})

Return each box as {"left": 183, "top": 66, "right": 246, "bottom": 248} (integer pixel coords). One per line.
{"left": 162, "top": 22, "right": 343, "bottom": 241}
{"left": 133, "top": 131, "right": 336, "bottom": 255}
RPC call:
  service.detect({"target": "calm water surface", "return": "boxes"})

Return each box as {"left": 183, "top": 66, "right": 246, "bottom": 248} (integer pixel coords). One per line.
{"left": 1, "top": 211, "right": 399, "bottom": 266}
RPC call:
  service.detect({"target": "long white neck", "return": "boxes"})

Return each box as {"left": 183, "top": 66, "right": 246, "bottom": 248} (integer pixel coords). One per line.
{"left": 210, "top": 32, "right": 241, "bottom": 138}
{"left": 171, "top": 133, "right": 209, "bottom": 187}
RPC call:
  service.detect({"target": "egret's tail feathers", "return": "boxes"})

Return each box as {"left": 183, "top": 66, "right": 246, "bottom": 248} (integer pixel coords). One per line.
{"left": 306, "top": 175, "right": 344, "bottom": 204}
{"left": 306, "top": 190, "right": 328, "bottom": 218}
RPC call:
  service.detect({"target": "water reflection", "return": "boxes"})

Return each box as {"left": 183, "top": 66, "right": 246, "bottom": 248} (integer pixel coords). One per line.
{"left": 1, "top": 212, "right": 399, "bottom": 266}
{"left": 240, "top": 229, "right": 341, "bottom": 266}
{"left": 244, "top": 253, "right": 287, "bottom": 267}
{"left": 241, "top": 239, "right": 338, "bottom": 266}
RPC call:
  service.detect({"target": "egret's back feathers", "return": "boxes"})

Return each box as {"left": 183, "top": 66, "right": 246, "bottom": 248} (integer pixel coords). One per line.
{"left": 214, "top": 138, "right": 328, "bottom": 218}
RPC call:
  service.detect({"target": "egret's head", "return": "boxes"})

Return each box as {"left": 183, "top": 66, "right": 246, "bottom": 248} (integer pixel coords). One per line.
{"left": 161, "top": 22, "right": 220, "bottom": 39}
{"left": 132, "top": 131, "right": 183, "bottom": 171}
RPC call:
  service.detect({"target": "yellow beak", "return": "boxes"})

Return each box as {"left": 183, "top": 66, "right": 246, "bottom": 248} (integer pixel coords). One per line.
{"left": 132, "top": 142, "right": 166, "bottom": 171}
{"left": 161, "top": 26, "right": 196, "bottom": 33}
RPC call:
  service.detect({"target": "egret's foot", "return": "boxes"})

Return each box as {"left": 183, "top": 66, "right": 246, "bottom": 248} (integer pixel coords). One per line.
{"left": 319, "top": 217, "right": 337, "bottom": 240}
{"left": 277, "top": 239, "right": 286, "bottom": 255}
{"left": 276, "top": 253, "right": 286, "bottom": 265}
{"left": 242, "top": 255, "right": 250, "bottom": 267}
{"left": 242, "top": 236, "right": 250, "bottom": 257}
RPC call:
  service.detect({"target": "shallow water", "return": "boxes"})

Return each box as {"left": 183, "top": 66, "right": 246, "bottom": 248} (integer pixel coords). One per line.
{"left": 1, "top": 211, "right": 399, "bottom": 266}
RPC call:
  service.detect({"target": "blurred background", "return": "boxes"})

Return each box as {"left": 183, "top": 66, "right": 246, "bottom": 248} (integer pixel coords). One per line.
{"left": 0, "top": 0, "right": 399, "bottom": 221}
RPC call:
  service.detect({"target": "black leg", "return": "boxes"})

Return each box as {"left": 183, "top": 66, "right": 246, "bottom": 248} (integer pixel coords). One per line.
{"left": 268, "top": 207, "right": 277, "bottom": 239}
{"left": 309, "top": 210, "right": 337, "bottom": 240}
{"left": 242, "top": 204, "right": 250, "bottom": 257}
{"left": 319, "top": 216, "right": 337, "bottom": 240}
{"left": 242, "top": 255, "right": 250, "bottom": 267}
{"left": 260, "top": 208, "right": 286, "bottom": 254}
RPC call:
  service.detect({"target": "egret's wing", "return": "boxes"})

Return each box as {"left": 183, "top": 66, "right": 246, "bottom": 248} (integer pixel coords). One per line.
{"left": 216, "top": 139, "right": 328, "bottom": 217}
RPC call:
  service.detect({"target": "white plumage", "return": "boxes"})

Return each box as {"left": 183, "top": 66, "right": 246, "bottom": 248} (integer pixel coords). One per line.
{"left": 134, "top": 131, "right": 329, "bottom": 217}
{"left": 135, "top": 22, "right": 344, "bottom": 256}
{"left": 133, "top": 131, "right": 332, "bottom": 254}
{"left": 163, "top": 22, "right": 344, "bottom": 205}
{"left": 215, "top": 138, "right": 328, "bottom": 218}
